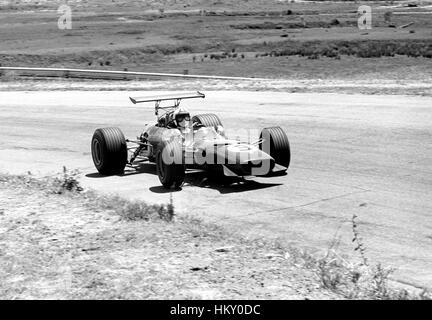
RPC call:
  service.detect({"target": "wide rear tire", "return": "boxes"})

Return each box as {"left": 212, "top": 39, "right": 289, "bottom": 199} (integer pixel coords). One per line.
{"left": 156, "top": 140, "right": 185, "bottom": 189}
{"left": 259, "top": 126, "right": 290, "bottom": 170}
{"left": 91, "top": 127, "right": 127, "bottom": 175}
{"left": 192, "top": 113, "right": 223, "bottom": 131}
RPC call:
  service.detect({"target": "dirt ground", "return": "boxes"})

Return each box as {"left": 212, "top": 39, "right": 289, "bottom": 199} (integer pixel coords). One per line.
{"left": 1, "top": 75, "right": 432, "bottom": 96}
{"left": 0, "top": 175, "right": 343, "bottom": 299}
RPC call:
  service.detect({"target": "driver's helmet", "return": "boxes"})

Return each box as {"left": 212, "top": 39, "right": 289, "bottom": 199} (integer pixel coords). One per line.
{"left": 173, "top": 106, "right": 191, "bottom": 128}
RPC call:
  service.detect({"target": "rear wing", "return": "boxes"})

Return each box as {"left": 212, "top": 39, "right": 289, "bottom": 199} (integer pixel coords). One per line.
{"left": 129, "top": 91, "right": 205, "bottom": 117}
{"left": 129, "top": 91, "right": 205, "bottom": 105}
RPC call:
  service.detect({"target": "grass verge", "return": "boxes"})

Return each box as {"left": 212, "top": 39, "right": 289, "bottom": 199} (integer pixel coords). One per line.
{"left": 0, "top": 170, "right": 430, "bottom": 299}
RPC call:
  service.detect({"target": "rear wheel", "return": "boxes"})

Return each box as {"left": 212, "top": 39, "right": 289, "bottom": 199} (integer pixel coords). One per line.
{"left": 91, "top": 127, "right": 127, "bottom": 175}
{"left": 192, "top": 113, "right": 223, "bottom": 131}
{"left": 259, "top": 126, "right": 290, "bottom": 170}
{"left": 155, "top": 140, "right": 185, "bottom": 189}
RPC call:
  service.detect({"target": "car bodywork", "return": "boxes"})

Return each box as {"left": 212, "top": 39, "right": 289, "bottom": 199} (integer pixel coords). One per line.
{"left": 91, "top": 91, "right": 290, "bottom": 188}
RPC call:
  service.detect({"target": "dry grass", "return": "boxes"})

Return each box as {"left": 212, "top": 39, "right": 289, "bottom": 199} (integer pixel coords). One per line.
{"left": 256, "top": 40, "right": 432, "bottom": 59}
{"left": 309, "top": 215, "right": 432, "bottom": 300}
{"left": 1, "top": 1, "right": 431, "bottom": 80}
{"left": 0, "top": 171, "right": 335, "bottom": 299}
{"left": 1, "top": 170, "right": 430, "bottom": 299}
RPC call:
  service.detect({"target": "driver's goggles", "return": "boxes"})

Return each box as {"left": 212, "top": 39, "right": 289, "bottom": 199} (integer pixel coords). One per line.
{"left": 177, "top": 115, "right": 190, "bottom": 122}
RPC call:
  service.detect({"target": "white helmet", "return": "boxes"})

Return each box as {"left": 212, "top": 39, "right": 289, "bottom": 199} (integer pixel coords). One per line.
{"left": 173, "top": 106, "right": 191, "bottom": 127}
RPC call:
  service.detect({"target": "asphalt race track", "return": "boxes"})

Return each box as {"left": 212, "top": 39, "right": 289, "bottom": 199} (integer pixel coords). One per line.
{"left": 1, "top": 90, "right": 431, "bottom": 290}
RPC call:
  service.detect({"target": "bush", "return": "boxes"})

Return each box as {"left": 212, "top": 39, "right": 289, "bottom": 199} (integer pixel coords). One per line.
{"left": 269, "top": 39, "right": 432, "bottom": 59}
{"left": 311, "top": 213, "right": 424, "bottom": 299}
{"left": 90, "top": 193, "right": 174, "bottom": 222}
{"left": 51, "top": 166, "right": 83, "bottom": 194}
{"left": 330, "top": 19, "right": 340, "bottom": 26}
{"left": 423, "top": 50, "right": 432, "bottom": 58}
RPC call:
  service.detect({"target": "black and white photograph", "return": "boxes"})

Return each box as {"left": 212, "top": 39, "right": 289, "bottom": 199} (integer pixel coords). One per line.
{"left": 0, "top": 0, "right": 431, "bottom": 303}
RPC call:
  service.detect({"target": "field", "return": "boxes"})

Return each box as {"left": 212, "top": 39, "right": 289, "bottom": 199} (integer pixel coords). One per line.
{"left": 1, "top": 0, "right": 432, "bottom": 81}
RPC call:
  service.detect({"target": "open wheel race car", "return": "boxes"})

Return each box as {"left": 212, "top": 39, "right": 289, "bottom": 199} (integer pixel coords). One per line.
{"left": 91, "top": 91, "right": 290, "bottom": 189}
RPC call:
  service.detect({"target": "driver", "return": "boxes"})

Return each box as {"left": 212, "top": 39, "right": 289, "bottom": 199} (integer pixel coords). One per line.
{"left": 172, "top": 106, "right": 191, "bottom": 131}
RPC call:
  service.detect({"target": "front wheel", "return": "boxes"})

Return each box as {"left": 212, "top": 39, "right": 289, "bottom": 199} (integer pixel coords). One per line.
{"left": 259, "top": 126, "right": 290, "bottom": 171}
{"left": 91, "top": 127, "right": 127, "bottom": 175}
{"left": 155, "top": 141, "right": 185, "bottom": 189}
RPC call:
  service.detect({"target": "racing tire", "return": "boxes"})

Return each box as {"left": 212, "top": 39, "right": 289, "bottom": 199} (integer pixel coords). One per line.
{"left": 91, "top": 127, "right": 127, "bottom": 175}
{"left": 156, "top": 140, "right": 185, "bottom": 189}
{"left": 259, "top": 126, "right": 290, "bottom": 171}
{"left": 192, "top": 113, "right": 223, "bottom": 131}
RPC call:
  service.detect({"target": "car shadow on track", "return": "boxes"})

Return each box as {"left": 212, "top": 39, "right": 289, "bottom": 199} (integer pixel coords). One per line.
{"left": 85, "top": 162, "right": 156, "bottom": 179}
{"left": 86, "top": 162, "right": 283, "bottom": 194}
{"left": 182, "top": 171, "right": 283, "bottom": 194}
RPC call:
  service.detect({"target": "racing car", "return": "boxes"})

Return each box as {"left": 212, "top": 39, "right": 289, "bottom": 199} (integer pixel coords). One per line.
{"left": 91, "top": 91, "right": 290, "bottom": 189}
